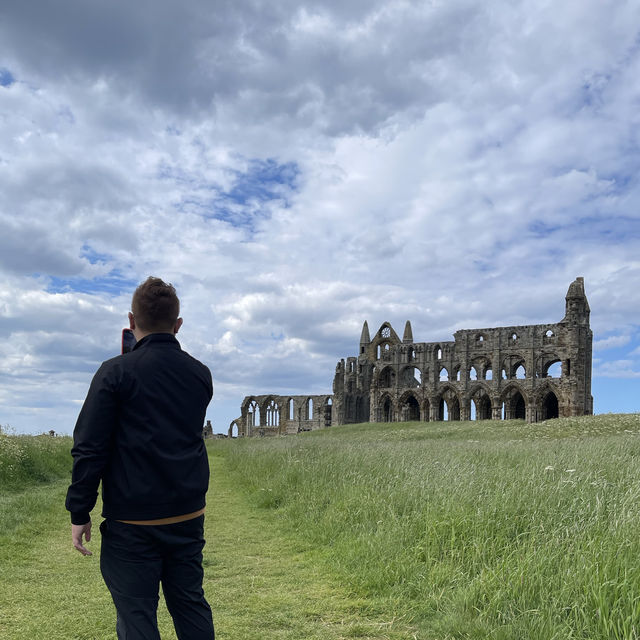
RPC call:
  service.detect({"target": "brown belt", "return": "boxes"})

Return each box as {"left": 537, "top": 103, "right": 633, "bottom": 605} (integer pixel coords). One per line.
{"left": 116, "top": 507, "right": 205, "bottom": 526}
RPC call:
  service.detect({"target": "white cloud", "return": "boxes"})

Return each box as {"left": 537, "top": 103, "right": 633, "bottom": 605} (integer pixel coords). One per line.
{"left": 593, "top": 334, "right": 632, "bottom": 351}
{"left": 1, "top": 0, "right": 640, "bottom": 432}
{"left": 595, "top": 360, "right": 640, "bottom": 379}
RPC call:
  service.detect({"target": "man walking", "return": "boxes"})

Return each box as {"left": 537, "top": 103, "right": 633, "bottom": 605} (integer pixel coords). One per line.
{"left": 66, "top": 277, "right": 215, "bottom": 639}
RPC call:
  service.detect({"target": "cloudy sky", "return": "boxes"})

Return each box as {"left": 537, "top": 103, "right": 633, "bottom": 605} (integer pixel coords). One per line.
{"left": 1, "top": 0, "right": 640, "bottom": 435}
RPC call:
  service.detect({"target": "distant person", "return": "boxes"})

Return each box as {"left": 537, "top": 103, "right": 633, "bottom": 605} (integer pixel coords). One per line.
{"left": 65, "top": 277, "right": 215, "bottom": 639}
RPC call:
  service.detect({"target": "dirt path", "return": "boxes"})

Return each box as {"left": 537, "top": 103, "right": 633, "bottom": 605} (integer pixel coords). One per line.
{"left": 204, "top": 452, "right": 414, "bottom": 639}
{"left": 0, "top": 453, "right": 414, "bottom": 639}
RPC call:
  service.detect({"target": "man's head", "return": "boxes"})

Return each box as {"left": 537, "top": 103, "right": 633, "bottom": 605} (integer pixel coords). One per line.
{"left": 129, "top": 277, "right": 183, "bottom": 339}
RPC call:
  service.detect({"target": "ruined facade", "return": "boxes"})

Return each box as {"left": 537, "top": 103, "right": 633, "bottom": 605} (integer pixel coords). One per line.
{"left": 234, "top": 278, "right": 593, "bottom": 435}
{"left": 230, "top": 395, "right": 333, "bottom": 437}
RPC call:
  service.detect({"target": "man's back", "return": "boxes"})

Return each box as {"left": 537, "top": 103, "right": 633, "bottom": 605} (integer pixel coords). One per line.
{"left": 67, "top": 333, "right": 212, "bottom": 524}
{"left": 66, "top": 277, "right": 216, "bottom": 639}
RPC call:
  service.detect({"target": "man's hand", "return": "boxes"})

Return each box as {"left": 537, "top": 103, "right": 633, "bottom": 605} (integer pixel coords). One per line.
{"left": 72, "top": 521, "right": 93, "bottom": 556}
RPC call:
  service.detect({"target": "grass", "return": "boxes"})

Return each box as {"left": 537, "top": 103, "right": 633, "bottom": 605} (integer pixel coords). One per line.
{"left": 0, "top": 433, "right": 415, "bottom": 639}
{"left": 2, "top": 415, "right": 640, "bottom": 638}
{"left": 0, "top": 428, "right": 71, "bottom": 492}
{"left": 219, "top": 414, "right": 640, "bottom": 639}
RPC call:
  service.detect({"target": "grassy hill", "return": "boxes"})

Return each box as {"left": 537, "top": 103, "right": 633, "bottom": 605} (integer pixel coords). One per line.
{"left": 215, "top": 414, "right": 640, "bottom": 639}
{"left": 2, "top": 415, "right": 639, "bottom": 638}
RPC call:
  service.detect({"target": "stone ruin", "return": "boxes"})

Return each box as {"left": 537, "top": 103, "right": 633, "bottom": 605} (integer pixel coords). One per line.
{"left": 231, "top": 278, "right": 593, "bottom": 436}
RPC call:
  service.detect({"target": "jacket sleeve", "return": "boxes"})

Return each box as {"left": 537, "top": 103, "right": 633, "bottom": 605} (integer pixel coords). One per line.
{"left": 65, "top": 361, "right": 120, "bottom": 524}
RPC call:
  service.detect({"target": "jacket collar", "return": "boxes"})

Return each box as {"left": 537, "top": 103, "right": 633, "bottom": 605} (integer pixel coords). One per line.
{"left": 132, "top": 333, "right": 181, "bottom": 351}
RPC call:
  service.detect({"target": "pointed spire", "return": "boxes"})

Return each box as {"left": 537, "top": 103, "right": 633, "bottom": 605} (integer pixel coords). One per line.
{"left": 403, "top": 320, "right": 413, "bottom": 343}
{"left": 360, "top": 320, "right": 370, "bottom": 345}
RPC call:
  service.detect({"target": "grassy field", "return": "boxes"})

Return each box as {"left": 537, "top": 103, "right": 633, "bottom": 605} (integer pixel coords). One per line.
{"left": 0, "top": 431, "right": 414, "bottom": 639}
{"left": 1, "top": 415, "right": 640, "bottom": 639}
{"left": 219, "top": 414, "right": 640, "bottom": 639}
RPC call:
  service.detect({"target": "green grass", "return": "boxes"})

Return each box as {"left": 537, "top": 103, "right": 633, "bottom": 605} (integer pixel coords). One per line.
{"left": 0, "top": 428, "right": 71, "bottom": 492}
{"left": 2, "top": 415, "right": 640, "bottom": 638}
{"left": 219, "top": 414, "right": 640, "bottom": 639}
{"left": 0, "top": 433, "right": 415, "bottom": 639}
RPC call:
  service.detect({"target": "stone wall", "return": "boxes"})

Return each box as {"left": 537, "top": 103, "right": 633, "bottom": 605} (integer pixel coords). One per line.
{"left": 231, "top": 394, "right": 333, "bottom": 437}
{"left": 333, "top": 278, "right": 593, "bottom": 425}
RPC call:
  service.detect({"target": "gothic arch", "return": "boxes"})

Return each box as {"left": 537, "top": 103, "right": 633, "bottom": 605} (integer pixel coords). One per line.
{"left": 379, "top": 393, "right": 394, "bottom": 423}
{"left": 468, "top": 383, "right": 492, "bottom": 421}
{"left": 398, "top": 390, "right": 421, "bottom": 421}
{"left": 470, "top": 356, "right": 492, "bottom": 380}
{"left": 400, "top": 365, "right": 422, "bottom": 387}
{"left": 244, "top": 397, "right": 261, "bottom": 430}
{"left": 502, "top": 354, "right": 527, "bottom": 380}
{"left": 501, "top": 383, "right": 527, "bottom": 420}
{"left": 534, "top": 382, "right": 561, "bottom": 420}
{"left": 263, "top": 397, "right": 280, "bottom": 427}
{"left": 377, "top": 365, "right": 396, "bottom": 388}
{"left": 436, "top": 384, "right": 461, "bottom": 421}
{"left": 228, "top": 419, "right": 242, "bottom": 438}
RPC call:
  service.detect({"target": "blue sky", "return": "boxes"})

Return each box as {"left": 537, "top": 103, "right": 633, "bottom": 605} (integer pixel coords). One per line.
{"left": 1, "top": 0, "right": 640, "bottom": 434}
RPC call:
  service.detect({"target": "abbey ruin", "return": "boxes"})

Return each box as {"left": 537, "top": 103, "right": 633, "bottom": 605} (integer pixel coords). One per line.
{"left": 231, "top": 278, "right": 593, "bottom": 436}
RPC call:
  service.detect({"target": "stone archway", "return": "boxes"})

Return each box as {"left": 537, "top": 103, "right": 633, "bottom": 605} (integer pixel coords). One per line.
{"left": 399, "top": 393, "right": 420, "bottom": 421}
{"left": 437, "top": 387, "right": 461, "bottom": 421}
{"left": 541, "top": 390, "right": 559, "bottom": 420}
{"left": 501, "top": 385, "right": 527, "bottom": 420}
{"left": 382, "top": 397, "right": 393, "bottom": 422}
{"left": 228, "top": 419, "right": 241, "bottom": 438}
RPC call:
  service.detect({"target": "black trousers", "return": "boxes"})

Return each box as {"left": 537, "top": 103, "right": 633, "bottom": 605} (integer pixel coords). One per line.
{"left": 99, "top": 516, "right": 215, "bottom": 640}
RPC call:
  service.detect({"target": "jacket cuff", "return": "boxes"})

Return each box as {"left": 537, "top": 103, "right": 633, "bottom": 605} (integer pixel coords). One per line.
{"left": 71, "top": 512, "right": 91, "bottom": 526}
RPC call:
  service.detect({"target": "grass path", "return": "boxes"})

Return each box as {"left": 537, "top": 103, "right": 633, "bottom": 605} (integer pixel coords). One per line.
{"left": 0, "top": 451, "right": 416, "bottom": 639}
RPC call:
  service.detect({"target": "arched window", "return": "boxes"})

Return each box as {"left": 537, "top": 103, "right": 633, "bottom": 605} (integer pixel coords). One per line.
{"left": 439, "top": 367, "right": 448, "bottom": 382}
{"left": 515, "top": 365, "right": 526, "bottom": 379}
{"left": 307, "top": 398, "right": 314, "bottom": 420}
{"left": 401, "top": 366, "right": 421, "bottom": 387}
{"left": 247, "top": 401, "right": 260, "bottom": 428}
{"left": 547, "top": 361, "right": 562, "bottom": 378}
{"left": 382, "top": 398, "right": 393, "bottom": 422}
{"left": 379, "top": 366, "right": 395, "bottom": 388}
{"left": 288, "top": 398, "right": 294, "bottom": 420}
{"left": 324, "top": 398, "right": 333, "bottom": 426}
{"left": 542, "top": 391, "right": 559, "bottom": 419}
{"left": 266, "top": 400, "right": 280, "bottom": 426}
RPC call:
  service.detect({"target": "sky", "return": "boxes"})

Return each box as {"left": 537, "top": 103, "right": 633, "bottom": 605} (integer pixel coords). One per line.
{"left": 1, "top": 0, "right": 640, "bottom": 435}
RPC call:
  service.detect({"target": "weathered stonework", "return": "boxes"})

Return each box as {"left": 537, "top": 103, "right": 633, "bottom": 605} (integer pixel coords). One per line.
{"left": 230, "top": 394, "right": 333, "bottom": 437}
{"left": 234, "top": 278, "right": 593, "bottom": 435}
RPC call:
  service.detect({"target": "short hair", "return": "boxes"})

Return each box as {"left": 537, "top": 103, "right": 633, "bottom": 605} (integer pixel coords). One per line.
{"left": 131, "top": 277, "right": 180, "bottom": 332}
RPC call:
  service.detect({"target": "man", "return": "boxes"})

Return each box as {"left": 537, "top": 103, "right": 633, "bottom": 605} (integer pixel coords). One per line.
{"left": 66, "top": 277, "right": 215, "bottom": 639}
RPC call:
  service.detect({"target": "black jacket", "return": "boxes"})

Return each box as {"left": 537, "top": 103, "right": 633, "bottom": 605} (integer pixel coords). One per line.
{"left": 65, "top": 333, "right": 213, "bottom": 525}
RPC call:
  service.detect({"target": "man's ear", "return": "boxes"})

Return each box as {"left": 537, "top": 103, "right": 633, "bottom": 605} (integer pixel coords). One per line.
{"left": 174, "top": 318, "right": 183, "bottom": 335}
{"left": 128, "top": 312, "right": 136, "bottom": 331}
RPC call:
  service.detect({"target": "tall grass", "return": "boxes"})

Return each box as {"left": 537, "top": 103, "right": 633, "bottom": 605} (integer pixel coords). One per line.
{"left": 0, "top": 428, "right": 72, "bottom": 491}
{"left": 217, "top": 414, "right": 640, "bottom": 639}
